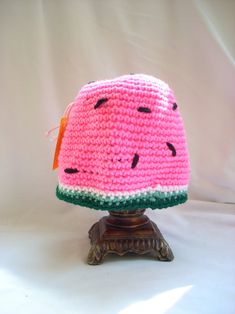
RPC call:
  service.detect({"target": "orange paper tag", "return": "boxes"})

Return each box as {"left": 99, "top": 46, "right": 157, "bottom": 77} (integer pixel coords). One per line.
{"left": 52, "top": 117, "right": 67, "bottom": 170}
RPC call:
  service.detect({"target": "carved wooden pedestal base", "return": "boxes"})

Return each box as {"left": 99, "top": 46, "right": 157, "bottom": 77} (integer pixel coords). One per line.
{"left": 87, "top": 210, "right": 174, "bottom": 265}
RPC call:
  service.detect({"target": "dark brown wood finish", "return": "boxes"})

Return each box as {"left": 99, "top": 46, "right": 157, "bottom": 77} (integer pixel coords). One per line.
{"left": 87, "top": 210, "right": 174, "bottom": 265}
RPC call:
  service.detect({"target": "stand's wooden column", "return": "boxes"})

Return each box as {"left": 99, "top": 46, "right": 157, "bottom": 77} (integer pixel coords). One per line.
{"left": 87, "top": 209, "right": 174, "bottom": 265}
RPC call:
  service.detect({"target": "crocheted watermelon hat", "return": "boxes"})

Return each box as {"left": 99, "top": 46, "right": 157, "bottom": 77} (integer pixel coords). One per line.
{"left": 54, "top": 74, "right": 190, "bottom": 211}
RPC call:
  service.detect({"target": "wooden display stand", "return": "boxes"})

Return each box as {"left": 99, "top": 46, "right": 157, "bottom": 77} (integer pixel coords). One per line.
{"left": 87, "top": 209, "right": 174, "bottom": 265}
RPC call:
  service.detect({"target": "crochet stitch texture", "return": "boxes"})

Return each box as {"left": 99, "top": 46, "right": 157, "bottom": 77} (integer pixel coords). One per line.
{"left": 56, "top": 74, "right": 190, "bottom": 210}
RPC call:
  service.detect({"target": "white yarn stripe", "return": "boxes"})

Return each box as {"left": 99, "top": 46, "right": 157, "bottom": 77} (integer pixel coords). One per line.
{"left": 58, "top": 183, "right": 188, "bottom": 198}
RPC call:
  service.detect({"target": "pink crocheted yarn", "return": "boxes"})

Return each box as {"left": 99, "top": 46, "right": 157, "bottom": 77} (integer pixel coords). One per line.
{"left": 56, "top": 74, "right": 190, "bottom": 210}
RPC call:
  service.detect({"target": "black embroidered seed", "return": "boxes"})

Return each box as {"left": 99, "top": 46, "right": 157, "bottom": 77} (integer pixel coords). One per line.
{"left": 94, "top": 97, "right": 108, "bottom": 109}
{"left": 166, "top": 142, "right": 176, "bottom": 157}
{"left": 64, "top": 168, "right": 79, "bottom": 174}
{"left": 172, "top": 103, "right": 177, "bottom": 110}
{"left": 131, "top": 153, "right": 139, "bottom": 169}
{"left": 88, "top": 80, "right": 95, "bottom": 84}
{"left": 137, "top": 107, "right": 152, "bottom": 113}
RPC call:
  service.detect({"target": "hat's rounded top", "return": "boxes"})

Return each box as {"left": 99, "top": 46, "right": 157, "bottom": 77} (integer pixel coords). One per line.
{"left": 56, "top": 74, "right": 190, "bottom": 211}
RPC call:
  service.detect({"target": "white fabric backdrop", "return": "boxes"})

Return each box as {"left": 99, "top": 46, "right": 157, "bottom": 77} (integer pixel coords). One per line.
{"left": 0, "top": 1, "right": 234, "bottom": 313}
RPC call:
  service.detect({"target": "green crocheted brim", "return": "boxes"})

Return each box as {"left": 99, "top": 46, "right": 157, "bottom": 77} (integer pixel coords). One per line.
{"left": 56, "top": 185, "right": 187, "bottom": 211}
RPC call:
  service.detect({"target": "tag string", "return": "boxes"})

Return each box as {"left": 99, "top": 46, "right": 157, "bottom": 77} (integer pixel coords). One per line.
{"left": 47, "top": 102, "right": 75, "bottom": 170}
{"left": 45, "top": 125, "right": 59, "bottom": 140}
{"left": 63, "top": 102, "right": 75, "bottom": 117}
{"left": 45, "top": 102, "right": 75, "bottom": 140}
